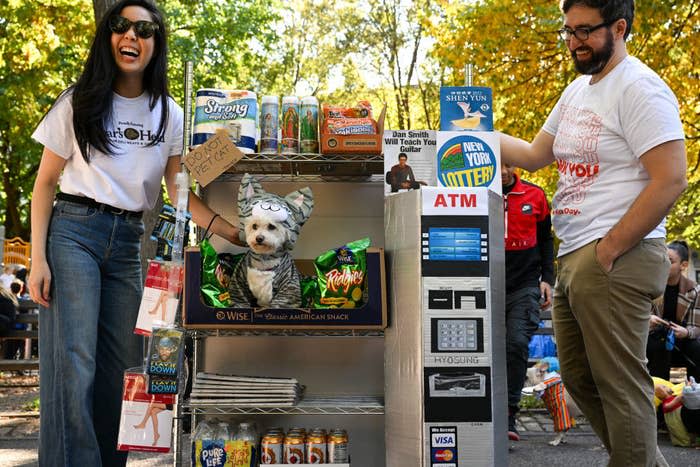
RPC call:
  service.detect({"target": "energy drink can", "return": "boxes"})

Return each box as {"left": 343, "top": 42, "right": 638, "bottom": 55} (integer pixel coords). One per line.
{"left": 260, "top": 95, "right": 279, "bottom": 154}
{"left": 283, "top": 432, "right": 305, "bottom": 463}
{"left": 261, "top": 432, "right": 284, "bottom": 464}
{"left": 281, "top": 96, "right": 300, "bottom": 154}
{"left": 305, "top": 429, "right": 327, "bottom": 464}
{"left": 327, "top": 428, "right": 349, "bottom": 463}
{"left": 300, "top": 96, "right": 319, "bottom": 154}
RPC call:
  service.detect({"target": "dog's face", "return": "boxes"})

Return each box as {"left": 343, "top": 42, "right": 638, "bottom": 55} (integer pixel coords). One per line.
{"left": 243, "top": 203, "right": 289, "bottom": 255}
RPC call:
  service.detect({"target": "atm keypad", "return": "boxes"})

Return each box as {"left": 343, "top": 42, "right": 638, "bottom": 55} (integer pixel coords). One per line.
{"left": 437, "top": 319, "right": 478, "bottom": 351}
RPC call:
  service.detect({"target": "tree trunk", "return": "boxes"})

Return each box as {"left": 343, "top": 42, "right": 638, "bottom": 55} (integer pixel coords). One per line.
{"left": 93, "top": 0, "right": 117, "bottom": 23}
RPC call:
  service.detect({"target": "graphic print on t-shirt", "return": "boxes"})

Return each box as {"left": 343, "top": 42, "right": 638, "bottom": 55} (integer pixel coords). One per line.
{"left": 553, "top": 104, "right": 601, "bottom": 213}
{"left": 106, "top": 119, "right": 165, "bottom": 149}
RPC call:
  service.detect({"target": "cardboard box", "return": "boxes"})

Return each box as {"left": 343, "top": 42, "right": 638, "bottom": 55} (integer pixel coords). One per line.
{"left": 320, "top": 106, "right": 386, "bottom": 155}
{"left": 182, "top": 247, "right": 387, "bottom": 329}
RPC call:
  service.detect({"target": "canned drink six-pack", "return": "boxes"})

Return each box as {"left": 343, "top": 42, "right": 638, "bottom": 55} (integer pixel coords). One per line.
{"left": 258, "top": 426, "right": 348, "bottom": 464}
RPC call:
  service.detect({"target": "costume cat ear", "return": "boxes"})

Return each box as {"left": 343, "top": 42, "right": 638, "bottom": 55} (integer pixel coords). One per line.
{"left": 285, "top": 186, "right": 314, "bottom": 226}
{"left": 239, "top": 173, "right": 265, "bottom": 205}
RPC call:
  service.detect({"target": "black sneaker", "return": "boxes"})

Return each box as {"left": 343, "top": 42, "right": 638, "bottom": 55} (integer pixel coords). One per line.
{"left": 508, "top": 413, "right": 520, "bottom": 441}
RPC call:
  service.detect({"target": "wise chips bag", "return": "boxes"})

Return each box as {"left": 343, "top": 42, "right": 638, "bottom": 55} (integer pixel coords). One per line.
{"left": 313, "top": 238, "right": 370, "bottom": 308}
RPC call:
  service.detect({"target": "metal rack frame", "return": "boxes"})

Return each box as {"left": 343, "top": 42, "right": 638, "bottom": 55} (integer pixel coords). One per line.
{"left": 217, "top": 152, "right": 384, "bottom": 180}
{"left": 175, "top": 154, "right": 386, "bottom": 465}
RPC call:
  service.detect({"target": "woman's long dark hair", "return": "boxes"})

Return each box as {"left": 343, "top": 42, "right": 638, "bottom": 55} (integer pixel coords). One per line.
{"left": 70, "top": 0, "right": 170, "bottom": 163}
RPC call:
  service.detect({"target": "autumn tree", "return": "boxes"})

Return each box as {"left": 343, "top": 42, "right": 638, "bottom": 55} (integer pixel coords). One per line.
{"left": 0, "top": 0, "right": 94, "bottom": 239}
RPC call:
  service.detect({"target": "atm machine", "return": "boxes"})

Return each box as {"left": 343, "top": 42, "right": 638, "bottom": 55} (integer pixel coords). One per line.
{"left": 384, "top": 186, "right": 506, "bottom": 467}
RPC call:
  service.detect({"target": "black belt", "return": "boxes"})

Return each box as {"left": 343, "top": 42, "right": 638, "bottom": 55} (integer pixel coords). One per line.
{"left": 56, "top": 193, "right": 143, "bottom": 219}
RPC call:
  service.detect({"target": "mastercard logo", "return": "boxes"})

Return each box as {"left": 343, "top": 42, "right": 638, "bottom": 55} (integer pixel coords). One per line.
{"left": 434, "top": 449, "right": 455, "bottom": 461}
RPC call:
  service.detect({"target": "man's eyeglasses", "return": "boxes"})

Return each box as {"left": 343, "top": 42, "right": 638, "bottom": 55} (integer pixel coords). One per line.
{"left": 557, "top": 20, "right": 616, "bottom": 41}
{"left": 109, "top": 15, "right": 159, "bottom": 39}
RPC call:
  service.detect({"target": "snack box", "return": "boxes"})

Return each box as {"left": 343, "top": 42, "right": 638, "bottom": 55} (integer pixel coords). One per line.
{"left": 182, "top": 247, "right": 387, "bottom": 329}
{"left": 320, "top": 105, "right": 386, "bottom": 155}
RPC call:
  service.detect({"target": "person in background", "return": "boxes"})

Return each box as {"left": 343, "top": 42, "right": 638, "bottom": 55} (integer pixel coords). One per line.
{"left": 501, "top": 163, "right": 554, "bottom": 441}
{"left": 388, "top": 152, "right": 427, "bottom": 192}
{"left": 654, "top": 377, "right": 700, "bottom": 447}
{"left": 10, "top": 279, "right": 28, "bottom": 300}
{"left": 647, "top": 240, "right": 700, "bottom": 381}
{"left": 0, "top": 286, "right": 18, "bottom": 337}
{"left": 27, "top": 1, "right": 242, "bottom": 465}
{"left": 499, "top": 1, "right": 687, "bottom": 465}
{"left": 0, "top": 264, "right": 15, "bottom": 290}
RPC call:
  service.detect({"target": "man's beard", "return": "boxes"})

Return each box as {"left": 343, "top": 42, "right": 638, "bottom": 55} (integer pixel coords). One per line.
{"left": 571, "top": 29, "right": 614, "bottom": 75}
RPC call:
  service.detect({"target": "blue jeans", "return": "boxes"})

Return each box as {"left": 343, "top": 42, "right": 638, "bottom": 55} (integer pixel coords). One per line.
{"left": 39, "top": 200, "right": 144, "bottom": 467}
{"left": 505, "top": 287, "right": 541, "bottom": 411}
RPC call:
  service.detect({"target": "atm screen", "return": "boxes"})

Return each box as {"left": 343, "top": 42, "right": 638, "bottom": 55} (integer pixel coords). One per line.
{"left": 428, "top": 227, "right": 482, "bottom": 261}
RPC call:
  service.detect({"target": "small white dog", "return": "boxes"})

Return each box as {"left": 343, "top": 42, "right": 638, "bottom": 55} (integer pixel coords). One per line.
{"left": 227, "top": 174, "right": 313, "bottom": 308}
{"left": 523, "top": 357, "right": 580, "bottom": 446}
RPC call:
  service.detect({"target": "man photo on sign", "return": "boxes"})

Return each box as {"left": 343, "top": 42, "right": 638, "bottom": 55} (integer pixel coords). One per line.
{"left": 501, "top": 163, "right": 554, "bottom": 441}
{"left": 387, "top": 152, "right": 427, "bottom": 192}
{"left": 499, "top": 1, "right": 687, "bottom": 465}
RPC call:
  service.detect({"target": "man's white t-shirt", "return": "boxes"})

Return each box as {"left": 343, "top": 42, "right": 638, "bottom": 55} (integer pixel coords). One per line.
{"left": 542, "top": 56, "right": 685, "bottom": 257}
{"left": 32, "top": 91, "right": 184, "bottom": 212}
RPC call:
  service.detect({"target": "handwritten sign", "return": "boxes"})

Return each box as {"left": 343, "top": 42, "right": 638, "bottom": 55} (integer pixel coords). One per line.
{"left": 184, "top": 129, "right": 243, "bottom": 187}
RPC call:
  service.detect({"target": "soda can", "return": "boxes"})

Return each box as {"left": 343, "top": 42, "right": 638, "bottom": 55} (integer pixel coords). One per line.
{"left": 260, "top": 95, "right": 279, "bottom": 154}
{"left": 300, "top": 96, "right": 319, "bottom": 154}
{"left": 281, "top": 96, "right": 300, "bottom": 154}
{"left": 283, "top": 433, "right": 305, "bottom": 464}
{"left": 261, "top": 432, "right": 284, "bottom": 464}
{"left": 327, "top": 428, "right": 349, "bottom": 463}
{"left": 305, "top": 430, "right": 327, "bottom": 464}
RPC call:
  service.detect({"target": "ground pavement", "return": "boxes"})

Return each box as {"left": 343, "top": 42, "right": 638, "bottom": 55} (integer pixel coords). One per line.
{"left": 2, "top": 374, "right": 699, "bottom": 466}
{"left": 3, "top": 409, "right": 699, "bottom": 466}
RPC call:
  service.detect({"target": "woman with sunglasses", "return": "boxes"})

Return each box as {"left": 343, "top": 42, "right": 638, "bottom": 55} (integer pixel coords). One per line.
{"left": 28, "top": 1, "right": 240, "bottom": 465}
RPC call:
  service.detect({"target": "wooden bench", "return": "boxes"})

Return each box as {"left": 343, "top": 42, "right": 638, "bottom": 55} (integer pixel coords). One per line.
{"left": 0, "top": 303, "right": 39, "bottom": 371}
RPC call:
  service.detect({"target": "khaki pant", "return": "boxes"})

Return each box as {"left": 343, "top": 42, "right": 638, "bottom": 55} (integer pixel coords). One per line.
{"left": 553, "top": 238, "right": 669, "bottom": 467}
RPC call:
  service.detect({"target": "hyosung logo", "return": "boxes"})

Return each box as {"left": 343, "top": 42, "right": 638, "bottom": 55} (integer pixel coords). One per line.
{"left": 437, "top": 135, "right": 496, "bottom": 188}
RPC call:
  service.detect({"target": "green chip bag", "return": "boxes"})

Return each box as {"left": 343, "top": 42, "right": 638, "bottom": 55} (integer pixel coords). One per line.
{"left": 200, "top": 239, "right": 243, "bottom": 308}
{"left": 314, "top": 237, "right": 370, "bottom": 309}
{"left": 300, "top": 276, "right": 319, "bottom": 308}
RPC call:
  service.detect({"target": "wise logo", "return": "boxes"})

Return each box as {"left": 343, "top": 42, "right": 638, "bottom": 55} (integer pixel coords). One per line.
{"left": 437, "top": 135, "right": 496, "bottom": 188}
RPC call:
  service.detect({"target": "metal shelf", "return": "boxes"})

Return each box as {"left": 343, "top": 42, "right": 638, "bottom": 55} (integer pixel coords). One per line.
{"left": 183, "top": 395, "right": 385, "bottom": 415}
{"left": 188, "top": 329, "right": 385, "bottom": 338}
{"left": 222, "top": 152, "right": 384, "bottom": 178}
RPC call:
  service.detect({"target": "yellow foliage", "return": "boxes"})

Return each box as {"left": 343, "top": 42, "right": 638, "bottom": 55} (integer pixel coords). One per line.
{"left": 429, "top": 0, "right": 700, "bottom": 245}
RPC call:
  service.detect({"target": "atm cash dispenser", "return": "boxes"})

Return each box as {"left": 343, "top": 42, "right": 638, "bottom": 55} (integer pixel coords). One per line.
{"left": 384, "top": 187, "right": 506, "bottom": 467}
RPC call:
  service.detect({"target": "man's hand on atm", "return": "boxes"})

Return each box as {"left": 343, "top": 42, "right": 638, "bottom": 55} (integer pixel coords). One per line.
{"left": 539, "top": 281, "right": 552, "bottom": 309}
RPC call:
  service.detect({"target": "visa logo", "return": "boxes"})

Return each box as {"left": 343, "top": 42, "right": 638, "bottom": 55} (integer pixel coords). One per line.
{"left": 431, "top": 433, "right": 456, "bottom": 447}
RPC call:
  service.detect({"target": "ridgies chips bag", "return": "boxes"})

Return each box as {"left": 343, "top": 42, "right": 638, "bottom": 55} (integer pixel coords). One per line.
{"left": 313, "top": 237, "right": 370, "bottom": 308}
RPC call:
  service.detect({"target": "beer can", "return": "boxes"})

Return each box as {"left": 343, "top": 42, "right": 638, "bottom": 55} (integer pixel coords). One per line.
{"left": 300, "top": 96, "right": 319, "bottom": 154}
{"left": 305, "top": 430, "right": 327, "bottom": 464}
{"left": 283, "top": 433, "right": 305, "bottom": 464}
{"left": 260, "top": 95, "right": 279, "bottom": 154}
{"left": 261, "top": 432, "right": 284, "bottom": 464}
{"left": 327, "top": 428, "right": 349, "bottom": 462}
{"left": 281, "top": 96, "right": 300, "bottom": 154}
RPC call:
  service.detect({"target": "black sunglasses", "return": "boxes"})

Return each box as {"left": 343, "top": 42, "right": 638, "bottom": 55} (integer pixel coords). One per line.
{"left": 109, "top": 15, "right": 159, "bottom": 39}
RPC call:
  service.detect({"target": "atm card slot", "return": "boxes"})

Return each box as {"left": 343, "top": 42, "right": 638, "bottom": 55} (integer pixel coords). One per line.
{"left": 428, "top": 290, "right": 454, "bottom": 309}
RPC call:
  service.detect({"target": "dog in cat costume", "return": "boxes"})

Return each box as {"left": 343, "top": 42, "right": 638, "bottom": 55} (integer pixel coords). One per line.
{"left": 228, "top": 174, "right": 313, "bottom": 308}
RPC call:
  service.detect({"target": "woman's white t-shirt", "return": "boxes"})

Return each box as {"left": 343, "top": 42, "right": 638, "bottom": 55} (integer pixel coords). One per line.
{"left": 32, "top": 91, "right": 184, "bottom": 212}
{"left": 542, "top": 56, "right": 685, "bottom": 257}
